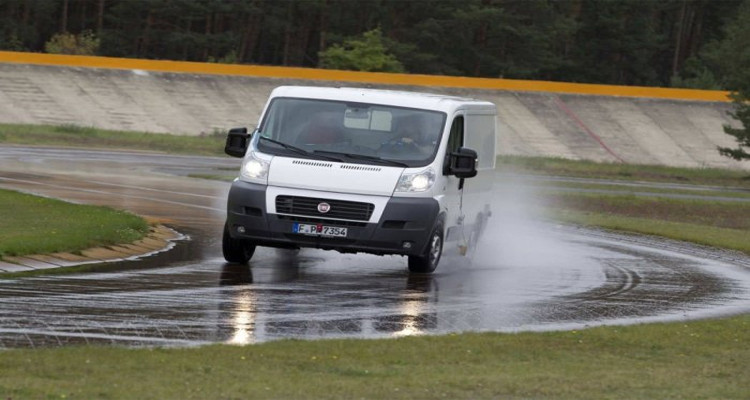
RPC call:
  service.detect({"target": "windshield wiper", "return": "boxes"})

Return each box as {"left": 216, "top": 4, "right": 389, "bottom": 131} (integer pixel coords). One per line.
{"left": 313, "top": 150, "right": 409, "bottom": 168}
{"left": 259, "top": 137, "right": 343, "bottom": 162}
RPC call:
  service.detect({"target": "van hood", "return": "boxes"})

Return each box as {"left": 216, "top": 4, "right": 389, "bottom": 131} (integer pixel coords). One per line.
{"left": 267, "top": 157, "right": 403, "bottom": 196}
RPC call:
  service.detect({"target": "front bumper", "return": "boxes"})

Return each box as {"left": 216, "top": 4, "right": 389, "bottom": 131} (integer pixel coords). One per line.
{"left": 226, "top": 180, "right": 440, "bottom": 256}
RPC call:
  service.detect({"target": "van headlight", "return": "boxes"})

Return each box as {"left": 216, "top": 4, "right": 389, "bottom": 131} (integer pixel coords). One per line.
{"left": 396, "top": 168, "right": 435, "bottom": 192}
{"left": 240, "top": 152, "right": 270, "bottom": 184}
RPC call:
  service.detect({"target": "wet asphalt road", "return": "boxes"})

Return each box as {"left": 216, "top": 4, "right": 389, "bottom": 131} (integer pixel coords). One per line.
{"left": 1, "top": 146, "right": 750, "bottom": 348}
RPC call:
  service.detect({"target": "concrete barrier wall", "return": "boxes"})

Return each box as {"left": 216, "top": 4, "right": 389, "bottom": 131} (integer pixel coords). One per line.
{"left": 0, "top": 51, "right": 747, "bottom": 170}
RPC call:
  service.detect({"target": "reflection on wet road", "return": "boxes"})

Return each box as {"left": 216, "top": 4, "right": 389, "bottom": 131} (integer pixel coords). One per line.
{"left": 1, "top": 146, "right": 750, "bottom": 347}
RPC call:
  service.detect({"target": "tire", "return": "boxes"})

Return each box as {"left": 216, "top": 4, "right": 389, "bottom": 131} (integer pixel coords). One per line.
{"left": 408, "top": 222, "right": 444, "bottom": 273}
{"left": 222, "top": 223, "right": 256, "bottom": 264}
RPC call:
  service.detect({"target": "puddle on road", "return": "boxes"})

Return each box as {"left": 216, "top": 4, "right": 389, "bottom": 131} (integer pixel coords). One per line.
{"left": 2, "top": 230, "right": 749, "bottom": 348}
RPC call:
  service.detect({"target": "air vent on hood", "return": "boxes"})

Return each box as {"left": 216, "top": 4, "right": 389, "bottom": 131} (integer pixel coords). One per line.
{"left": 340, "top": 164, "right": 382, "bottom": 172}
{"left": 292, "top": 160, "right": 333, "bottom": 168}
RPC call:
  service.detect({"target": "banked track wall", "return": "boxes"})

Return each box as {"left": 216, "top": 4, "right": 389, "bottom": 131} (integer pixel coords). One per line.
{"left": 0, "top": 51, "right": 747, "bottom": 170}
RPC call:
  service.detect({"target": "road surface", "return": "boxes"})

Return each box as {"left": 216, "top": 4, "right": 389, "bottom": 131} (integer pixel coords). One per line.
{"left": 1, "top": 146, "right": 749, "bottom": 347}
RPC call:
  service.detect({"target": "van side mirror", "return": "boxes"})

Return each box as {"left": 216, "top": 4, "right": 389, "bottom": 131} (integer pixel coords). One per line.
{"left": 447, "top": 147, "right": 478, "bottom": 179}
{"left": 225, "top": 127, "right": 250, "bottom": 158}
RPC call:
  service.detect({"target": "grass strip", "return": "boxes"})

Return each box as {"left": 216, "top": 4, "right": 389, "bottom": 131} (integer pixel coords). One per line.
{"left": 545, "top": 191, "right": 750, "bottom": 230}
{"left": 498, "top": 155, "right": 750, "bottom": 189}
{"left": 552, "top": 210, "right": 750, "bottom": 255}
{"left": 531, "top": 179, "right": 750, "bottom": 200}
{"left": 0, "top": 189, "right": 148, "bottom": 260}
{"left": 534, "top": 191, "right": 750, "bottom": 254}
{"left": 0, "top": 315, "right": 747, "bottom": 399}
{"left": 0, "top": 123, "right": 225, "bottom": 156}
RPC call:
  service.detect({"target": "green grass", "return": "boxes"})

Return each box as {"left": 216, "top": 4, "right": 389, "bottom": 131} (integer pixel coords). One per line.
{"left": 532, "top": 179, "right": 750, "bottom": 199}
{"left": 536, "top": 191, "right": 750, "bottom": 254}
{"left": 546, "top": 191, "right": 750, "bottom": 230}
{"left": 0, "top": 123, "right": 226, "bottom": 156}
{"left": 498, "top": 155, "right": 750, "bottom": 189}
{"left": 0, "top": 315, "right": 747, "bottom": 399}
{"left": 0, "top": 189, "right": 149, "bottom": 260}
{"left": 553, "top": 210, "right": 750, "bottom": 255}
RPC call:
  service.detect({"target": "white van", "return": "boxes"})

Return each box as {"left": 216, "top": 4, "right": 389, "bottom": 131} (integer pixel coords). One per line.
{"left": 223, "top": 86, "right": 496, "bottom": 273}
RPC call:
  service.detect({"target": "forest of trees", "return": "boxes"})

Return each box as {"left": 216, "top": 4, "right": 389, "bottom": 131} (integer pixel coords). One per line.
{"left": 0, "top": 0, "right": 747, "bottom": 90}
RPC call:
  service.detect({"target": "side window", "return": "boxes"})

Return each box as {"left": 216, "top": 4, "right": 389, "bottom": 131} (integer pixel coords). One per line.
{"left": 447, "top": 116, "right": 464, "bottom": 153}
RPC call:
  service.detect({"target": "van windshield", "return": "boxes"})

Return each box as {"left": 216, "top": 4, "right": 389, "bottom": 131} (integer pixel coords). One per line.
{"left": 256, "top": 97, "right": 446, "bottom": 168}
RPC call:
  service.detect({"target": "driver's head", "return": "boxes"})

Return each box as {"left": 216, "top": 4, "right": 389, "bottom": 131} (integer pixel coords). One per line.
{"left": 297, "top": 114, "right": 343, "bottom": 145}
{"left": 396, "top": 115, "right": 425, "bottom": 143}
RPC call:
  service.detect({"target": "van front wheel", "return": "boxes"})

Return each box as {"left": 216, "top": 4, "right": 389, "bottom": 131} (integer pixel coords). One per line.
{"left": 222, "top": 223, "right": 256, "bottom": 264}
{"left": 408, "top": 223, "right": 443, "bottom": 273}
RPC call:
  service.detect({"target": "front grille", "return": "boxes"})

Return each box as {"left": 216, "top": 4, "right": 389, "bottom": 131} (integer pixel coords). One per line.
{"left": 276, "top": 195, "right": 374, "bottom": 221}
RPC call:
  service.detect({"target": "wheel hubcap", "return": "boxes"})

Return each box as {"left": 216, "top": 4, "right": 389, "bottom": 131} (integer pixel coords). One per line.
{"left": 429, "top": 234, "right": 442, "bottom": 265}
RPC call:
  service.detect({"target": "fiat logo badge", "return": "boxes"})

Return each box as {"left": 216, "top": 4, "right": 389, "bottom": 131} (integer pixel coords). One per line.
{"left": 317, "top": 202, "right": 331, "bottom": 213}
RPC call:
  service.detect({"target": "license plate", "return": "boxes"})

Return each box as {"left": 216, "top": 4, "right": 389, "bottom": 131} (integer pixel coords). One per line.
{"left": 293, "top": 223, "right": 348, "bottom": 238}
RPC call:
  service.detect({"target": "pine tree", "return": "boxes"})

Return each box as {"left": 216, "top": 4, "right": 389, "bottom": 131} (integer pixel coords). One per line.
{"left": 719, "top": 93, "right": 750, "bottom": 160}
{"left": 716, "top": 0, "right": 750, "bottom": 160}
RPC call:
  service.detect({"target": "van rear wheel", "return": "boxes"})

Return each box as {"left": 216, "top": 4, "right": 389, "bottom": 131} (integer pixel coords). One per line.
{"left": 408, "top": 223, "right": 443, "bottom": 273}
{"left": 222, "top": 223, "right": 256, "bottom": 264}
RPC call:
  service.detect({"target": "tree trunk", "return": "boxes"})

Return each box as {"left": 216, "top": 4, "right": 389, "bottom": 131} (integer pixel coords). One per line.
{"left": 79, "top": 0, "right": 87, "bottom": 32}
{"left": 239, "top": 13, "right": 252, "bottom": 62}
{"left": 139, "top": 10, "right": 154, "bottom": 57}
{"left": 183, "top": 19, "right": 192, "bottom": 60}
{"left": 672, "top": 2, "right": 686, "bottom": 78}
{"left": 318, "top": 0, "right": 328, "bottom": 53}
{"left": 473, "top": 0, "right": 490, "bottom": 77}
{"left": 97, "top": 0, "right": 105, "bottom": 34}
{"left": 61, "top": 0, "right": 69, "bottom": 33}
{"left": 22, "top": 0, "right": 30, "bottom": 25}
{"left": 212, "top": 11, "right": 221, "bottom": 59}
{"left": 239, "top": 1, "right": 264, "bottom": 63}
{"left": 203, "top": 11, "right": 212, "bottom": 60}
{"left": 688, "top": 6, "right": 704, "bottom": 57}
{"left": 282, "top": 2, "right": 293, "bottom": 65}
{"left": 672, "top": 2, "right": 698, "bottom": 78}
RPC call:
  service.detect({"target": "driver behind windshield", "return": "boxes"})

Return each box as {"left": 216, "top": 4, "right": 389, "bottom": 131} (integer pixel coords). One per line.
{"left": 295, "top": 114, "right": 345, "bottom": 146}
{"left": 381, "top": 114, "right": 435, "bottom": 158}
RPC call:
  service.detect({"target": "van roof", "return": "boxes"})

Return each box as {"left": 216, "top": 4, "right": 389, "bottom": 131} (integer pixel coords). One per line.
{"left": 269, "top": 86, "right": 496, "bottom": 114}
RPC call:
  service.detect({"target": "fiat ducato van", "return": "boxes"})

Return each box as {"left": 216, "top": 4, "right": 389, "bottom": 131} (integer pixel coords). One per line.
{"left": 223, "top": 86, "right": 496, "bottom": 273}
